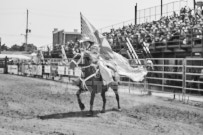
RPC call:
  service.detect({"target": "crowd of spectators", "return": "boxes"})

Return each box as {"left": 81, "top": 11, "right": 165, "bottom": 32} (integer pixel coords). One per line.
{"left": 103, "top": 6, "right": 203, "bottom": 50}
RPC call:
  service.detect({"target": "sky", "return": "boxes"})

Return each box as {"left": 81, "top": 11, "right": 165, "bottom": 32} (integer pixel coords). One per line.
{"left": 0, "top": 0, "right": 194, "bottom": 48}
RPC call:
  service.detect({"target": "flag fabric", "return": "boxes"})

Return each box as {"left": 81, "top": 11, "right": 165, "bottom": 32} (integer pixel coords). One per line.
{"left": 40, "top": 50, "right": 44, "bottom": 61}
{"left": 47, "top": 46, "right": 51, "bottom": 56}
{"left": 61, "top": 45, "right": 68, "bottom": 60}
{"left": 34, "top": 50, "right": 44, "bottom": 64}
{"left": 80, "top": 13, "right": 147, "bottom": 82}
{"left": 94, "top": 30, "right": 114, "bottom": 59}
{"left": 112, "top": 52, "right": 147, "bottom": 81}
{"left": 80, "top": 13, "right": 98, "bottom": 43}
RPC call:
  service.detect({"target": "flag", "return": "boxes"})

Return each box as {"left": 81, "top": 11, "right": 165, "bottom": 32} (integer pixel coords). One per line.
{"left": 40, "top": 50, "right": 44, "bottom": 61}
{"left": 80, "top": 13, "right": 147, "bottom": 82}
{"left": 47, "top": 46, "right": 51, "bottom": 56}
{"left": 61, "top": 45, "right": 67, "bottom": 60}
{"left": 94, "top": 30, "right": 114, "bottom": 59}
{"left": 112, "top": 52, "right": 147, "bottom": 81}
{"left": 34, "top": 50, "right": 44, "bottom": 64}
{"left": 80, "top": 13, "right": 98, "bottom": 43}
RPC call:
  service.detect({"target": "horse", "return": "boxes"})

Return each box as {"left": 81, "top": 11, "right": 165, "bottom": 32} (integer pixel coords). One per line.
{"left": 72, "top": 52, "right": 121, "bottom": 116}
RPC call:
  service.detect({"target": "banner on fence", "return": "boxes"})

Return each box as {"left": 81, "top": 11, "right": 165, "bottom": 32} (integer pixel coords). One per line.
{"left": 65, "top": 67, "right": 69, "bottom": 75}
{"left": 44, "top": 65, "right": 51, "bottom": 73}
{"left": 37, "top": 65, "right": 42, "bottom": 75}
{"left": 25, "top": 65, "right": 32, "bottom": 75}
{"left": 51, "top": 65, "right": 58, "bottom": 76}
{"left": 8, "top": 65, "right": 18, "bottom": 74}
{"left": 65, "top": 67, "right": 74, "bottom": 76}
{"left": 32, "top": 65, "right": 38, "bottom": 75}
{"left": 58, "top": 66, "right": 65, "bottom": 75}
{"left": 74, "top": 67, "right": 81, "bottom": 77}
{"left": 7, "top": 65, "right": 11, "bottom": 73}
{"left": 13, "top": 65, "right": 18, "bottom": 74}
{"left": 24, "top": 65, "right": 29, "bottom": 74}
{"left": 19, "top": 64, "right": 25, "bottom": 74}
{"left": 0, "top": 68, "right": 4, "bottom": 74}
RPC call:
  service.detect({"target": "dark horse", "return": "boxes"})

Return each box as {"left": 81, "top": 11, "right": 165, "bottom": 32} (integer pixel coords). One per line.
{"left": 72, "top": 53, "right": 121, "bottom": 116}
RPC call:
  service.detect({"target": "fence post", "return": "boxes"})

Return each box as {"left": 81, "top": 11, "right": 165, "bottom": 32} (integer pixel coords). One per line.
{"left": 161, "top": 0, "right": 163, "bottom": 17}
{"left": 202, "top": 28, "right": 203, "bottom": 57}
{"left": 144, "top": 75, "right": 146, "bottom": 93}
{"left": 194, "top": 0, "right": 196, "bottom": 10}
{"left": 182, "top": 58, "right": 186, "bottom": 102}
{"left": 144, "top": 75, "right": 151, "bottom": 95}
{"left": 4, "top": 56, "right": 8, "bottom": 74}
{"left": 135, "top": 3, "right": 137, "bottom": 25}
{"left": 145, "top": 59, "right": 151, "bottom": 95}
{"left": 162, "top": 59, "right": 164, "bottom": 91}
{"left": 0, "top": 37, "right": 1, "bottom": 54}
{"left": 155, "top": 6, "right": 157, "bottom": 20}
{"left": 128, "top": 78, "right": 130, "bottom": 93}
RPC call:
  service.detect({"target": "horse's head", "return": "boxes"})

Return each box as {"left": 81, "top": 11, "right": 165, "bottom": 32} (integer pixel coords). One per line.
{"left": 146, "top": 60, "right": 154, "bottom": 70}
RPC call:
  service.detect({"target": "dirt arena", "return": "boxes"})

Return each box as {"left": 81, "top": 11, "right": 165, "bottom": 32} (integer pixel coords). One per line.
{"left": 0, "top": 74, "right": 203, "bottom": 135}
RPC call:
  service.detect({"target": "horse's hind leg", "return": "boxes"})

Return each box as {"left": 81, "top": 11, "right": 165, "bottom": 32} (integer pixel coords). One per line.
{"left": 113, "top": 88, "right": 121, "bottom": 111}
{"left": 76, "top": 89, "right": 85, "bottom": 111}
{"left": 101, "top": 90, "right": 106, "bottom": 113}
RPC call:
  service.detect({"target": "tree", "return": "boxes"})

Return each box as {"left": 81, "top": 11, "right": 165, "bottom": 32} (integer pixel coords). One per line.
{"left": 1, "top": 44, "right": 8, "bottom": 51}
{"left": 9, "top": 44, "right": 21, "bottom": 51}
{"left": 7, "top": 43, "right": 37, "bottom": 52}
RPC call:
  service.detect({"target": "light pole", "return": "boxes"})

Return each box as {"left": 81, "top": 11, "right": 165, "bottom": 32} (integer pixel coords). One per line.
{"left": 135, "top": 3, "right": 137, "bottom": 25}
{"left": 0, "top": 37, "right": 1, "bottom": 54}
{"left": 161, "top": 0, "right": 163, "bottom": 17}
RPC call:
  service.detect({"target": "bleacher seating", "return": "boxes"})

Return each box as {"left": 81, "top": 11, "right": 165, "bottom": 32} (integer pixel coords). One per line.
{"left": 103, "top": 6, "right": 203, "bottom": 57}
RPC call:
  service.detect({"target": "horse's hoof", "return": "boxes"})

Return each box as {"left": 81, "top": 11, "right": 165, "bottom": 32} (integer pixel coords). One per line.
{"left": 100, "top": 110, "right": 105, "bottom": 113}
{"left": 79, "top": 103, "right": 85, "bottom": 111}
{"left": 86, "top": 111, "right": 94, "bottom": 116}
{"left": 117, "top": 108, "right": 122, "bottom": 112}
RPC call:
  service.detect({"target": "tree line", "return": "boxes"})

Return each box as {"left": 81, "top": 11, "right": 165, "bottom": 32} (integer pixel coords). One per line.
{"left": 1, "top": 43, "right": 37, "bottom": 52}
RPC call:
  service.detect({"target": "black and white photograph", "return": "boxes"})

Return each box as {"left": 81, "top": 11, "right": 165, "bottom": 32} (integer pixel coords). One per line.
{"left": 0, "top": 0, "right": 203, "bottom": 134}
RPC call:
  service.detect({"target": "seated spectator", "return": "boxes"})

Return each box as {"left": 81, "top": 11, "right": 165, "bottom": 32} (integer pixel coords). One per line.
{"left": 102, "top": 6, "right": 203, "bottom": 54}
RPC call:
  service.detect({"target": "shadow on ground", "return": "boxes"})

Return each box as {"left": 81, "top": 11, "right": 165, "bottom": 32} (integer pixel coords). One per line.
{"left": 37, "top": 108, "right": 120, "bottom": 120}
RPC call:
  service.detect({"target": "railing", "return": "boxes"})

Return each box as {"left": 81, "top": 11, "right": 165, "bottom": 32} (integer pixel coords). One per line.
{"left": 148, "top": 27, "right": 203, "bottom": 54}
{"left": 138, "top": 0, "right": 187, "bottom": 24}
{"left": 100, "top": 0, "right": 188, "bottom": 32}
{"left": 145, "top": 58, "right": 184, "bottom": 94}
{"left": 3, "top": 57, "right": 203, "bottom": 102}
{"left": 145, "top": 58, "right": 203, "bottom": 102}
{"left": 185, "top": 58, "right": 203, "bottom": 94}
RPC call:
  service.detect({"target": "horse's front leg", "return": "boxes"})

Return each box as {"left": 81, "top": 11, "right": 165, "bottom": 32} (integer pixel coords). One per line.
{"left": 88, "top": 90, "right": 96, "bottom": 116}
{"left": 76, "top": 89, "right": 85, "bottom": 111}
{"left": 101, "top": 89, "right": 106, "bottom": 113}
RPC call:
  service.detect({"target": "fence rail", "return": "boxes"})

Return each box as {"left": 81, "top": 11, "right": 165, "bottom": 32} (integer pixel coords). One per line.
{"left": 100, "top": 0, "right": 188, "bottom": 32}
{"left": 1, "top": 57, "right": 203, "bottom": 102}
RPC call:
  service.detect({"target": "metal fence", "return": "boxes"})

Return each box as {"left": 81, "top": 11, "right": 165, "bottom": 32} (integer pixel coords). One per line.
{"left": 100, "top": 0, "right": 188, "bottom": 33}
{"left": 2, "top": 57, "right": 203, "bottom": 102}
{"left": 145, "top": 58, "right": 203, "bottom": 102}
{"left": 185, "top": 58, "right": 203, "bottom": 94}
{"left": 138, "top": 0, "right": 188, "bottom": 24}
{"left": 148, "top": 27, "right": 203, "bottom": 50}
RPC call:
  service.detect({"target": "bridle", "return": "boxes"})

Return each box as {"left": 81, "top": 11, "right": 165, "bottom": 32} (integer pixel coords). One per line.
{"left": 69, "top": 52, "right": 100, "bottom": 92}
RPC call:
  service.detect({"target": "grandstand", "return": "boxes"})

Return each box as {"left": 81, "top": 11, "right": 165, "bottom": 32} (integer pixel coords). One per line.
{"left": 104, "top": 2, "right": 203, "bottom": 59}
{"left": 100, "top": 0, "right": 203, "bottom": 94}
{"left": 47, "top": 0, "right": 203, "bottom": 60}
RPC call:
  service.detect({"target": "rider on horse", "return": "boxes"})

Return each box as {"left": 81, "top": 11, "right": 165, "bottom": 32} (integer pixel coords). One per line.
{"left": 73, "top": 38, "right": 121, "bottom": 115}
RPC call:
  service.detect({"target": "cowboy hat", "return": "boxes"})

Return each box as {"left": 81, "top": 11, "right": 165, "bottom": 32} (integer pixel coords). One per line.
{"left": 79, "top": 36, "right": 94, "bottom": 43}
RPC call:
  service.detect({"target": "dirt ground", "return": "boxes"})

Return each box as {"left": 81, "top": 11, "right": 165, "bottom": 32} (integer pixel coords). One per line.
{"left": 0, "top": 74, "right": 203, "bottom": 135}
